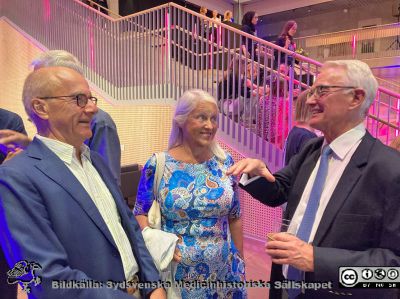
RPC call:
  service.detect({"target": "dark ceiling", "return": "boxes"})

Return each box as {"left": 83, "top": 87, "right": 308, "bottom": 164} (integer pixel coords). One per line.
{"left": 259, "top": 0, "right": 392, "bottom": 24}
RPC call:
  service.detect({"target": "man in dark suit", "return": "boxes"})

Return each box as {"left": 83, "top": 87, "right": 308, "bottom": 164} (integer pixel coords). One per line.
{"left": 228, "top": 60, "right": 400, "bottom": 299}
{"left": 0, "top": 66, "right": 166, "bottom": 298}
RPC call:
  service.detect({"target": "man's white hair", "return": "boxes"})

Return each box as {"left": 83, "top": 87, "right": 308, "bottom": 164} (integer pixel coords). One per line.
{"left": 323, "top": 60, "right": 378, "bottom": 117}
{"left": 31, "top": 50, "right": 84, "bottom": 75}
{"left": 23, "top": 50, "right": 84, "bottom": 124}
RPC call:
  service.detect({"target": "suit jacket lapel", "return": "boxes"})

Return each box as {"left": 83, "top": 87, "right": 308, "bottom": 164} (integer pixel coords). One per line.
{"left": 27, "top": 138, "right": 118, "bottom": 249}
{"left": 312, "top": 132, "right": 373, "bottom": 245}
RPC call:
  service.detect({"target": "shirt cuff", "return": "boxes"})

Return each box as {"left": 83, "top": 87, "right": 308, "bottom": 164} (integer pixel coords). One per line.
{"left": 239, "top": 173, "right": 261, "bottom": 186}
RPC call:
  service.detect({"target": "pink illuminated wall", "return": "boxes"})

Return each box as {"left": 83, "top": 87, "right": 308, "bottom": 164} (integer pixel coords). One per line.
{"left": 218, "top": 139, "right": 283, "bottom": 240}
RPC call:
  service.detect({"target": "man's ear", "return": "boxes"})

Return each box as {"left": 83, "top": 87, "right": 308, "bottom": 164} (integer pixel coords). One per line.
{"left": 31, "top": 98, "right": 49, "bottom": 120}
{"left": 349, "top": 89, "right": 366, "bottom": 110}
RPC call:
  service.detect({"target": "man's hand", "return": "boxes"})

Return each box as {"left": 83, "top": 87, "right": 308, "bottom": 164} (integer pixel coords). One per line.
{"left": 149, "top": 287, "right": 167, "bottom": 299}
{"left": 265, "top": 233, "right": 314, "bottom": 272}
{"left": 0, "top": 129, "right": 31, "bottom": 150}
{"left": 227, "top": 158, "right": 275, "bottom": 182}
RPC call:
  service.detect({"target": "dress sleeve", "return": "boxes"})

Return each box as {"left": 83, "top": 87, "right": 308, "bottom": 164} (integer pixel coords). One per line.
{"left": 133, "top": 154, "right": 157, "bottom": 216}
{"left": 226, "top": 153, "right": 241, "bottom": 219}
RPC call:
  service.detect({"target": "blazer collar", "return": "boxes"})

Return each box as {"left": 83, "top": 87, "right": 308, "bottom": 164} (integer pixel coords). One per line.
{"left": 312, "top": 131, "right": 374, "bottom": 245}
{"left": 27, "top": 138, "right": 118, "bottom": 249}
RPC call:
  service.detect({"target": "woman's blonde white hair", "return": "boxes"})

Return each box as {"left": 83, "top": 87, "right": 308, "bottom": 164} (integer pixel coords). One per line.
{"left": 168, "top": 89, "right": 226, "bottom": 160}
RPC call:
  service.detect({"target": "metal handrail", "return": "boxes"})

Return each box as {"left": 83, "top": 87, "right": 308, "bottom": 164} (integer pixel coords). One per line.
{"left": 1, "top": 0, "right": 399, "bottom": 154}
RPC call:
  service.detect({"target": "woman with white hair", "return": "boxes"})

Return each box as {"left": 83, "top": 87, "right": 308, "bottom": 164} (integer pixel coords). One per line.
{"left": 134, "top": 89, "right": 247, "bottom": 298}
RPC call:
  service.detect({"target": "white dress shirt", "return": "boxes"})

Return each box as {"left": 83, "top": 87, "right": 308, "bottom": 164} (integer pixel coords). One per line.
{"left": 36, "top": 135, "right": 138, "bottom": 280}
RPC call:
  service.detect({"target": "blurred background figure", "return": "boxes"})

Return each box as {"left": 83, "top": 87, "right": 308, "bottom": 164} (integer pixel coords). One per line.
{"left": 223, "top": 10, "right": 233, "bottom": 23}
{"left": 134, "top": 89, "right": 247, "bottom": 299}
{"left": 199, "top": 6, "right": 207, "bottom": 16}
{"left": 241, "top": 11, "right": 259, "bottom": 59}
{"left": 257, "top": 76, "right": 287, "bottom": 148}
{"left": 199, "top": 6, "right": 209, "bottom": 36}
{"left": 284, "top": 90, "right": 317, "bottom": 165}
{"left": 211, "top": 9, "right": 221, "bottom": 43}
{"left": 274, "top": 20, "right": 298, "bottom": 67}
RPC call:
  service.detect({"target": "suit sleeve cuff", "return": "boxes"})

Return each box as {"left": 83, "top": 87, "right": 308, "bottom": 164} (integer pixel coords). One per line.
{"left": 239, "top": 173, "right": 261, "bottom": 186}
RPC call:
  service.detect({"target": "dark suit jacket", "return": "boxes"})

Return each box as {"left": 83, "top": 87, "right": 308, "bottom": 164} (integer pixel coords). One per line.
{"left": 0, "top": 138, "right": 160, "bottom": 298}
{"left": 241, "top": 132, "right": 400, "bottom": 298}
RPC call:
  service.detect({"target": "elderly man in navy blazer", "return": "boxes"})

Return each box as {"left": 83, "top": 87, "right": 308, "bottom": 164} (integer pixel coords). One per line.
{"left": 228, "top": 60, "right": 400, "bottom": 299}
{"left": 0, "top": 66, "right": 166, "bottom": 298}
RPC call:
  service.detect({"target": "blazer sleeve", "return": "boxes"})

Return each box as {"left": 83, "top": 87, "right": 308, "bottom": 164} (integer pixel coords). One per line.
{"left": 86, "top": 120, "right": 122, "bottom": 186}
{"left": 239, "top": 145, "right": 307, "bottom": 207}
{"left": 0, "top": 167, "right": 137, "bottom": 299}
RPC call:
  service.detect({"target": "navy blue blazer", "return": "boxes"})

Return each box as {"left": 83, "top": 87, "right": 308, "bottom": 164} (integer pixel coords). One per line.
{"left": 85, "top": 109, "right": 121, "bottom": 186}
{"left": 0, "top": 138, "right": 159, "bottom": 298}
{"left": 241, "top": 132, "right": 400, "bottom": 299}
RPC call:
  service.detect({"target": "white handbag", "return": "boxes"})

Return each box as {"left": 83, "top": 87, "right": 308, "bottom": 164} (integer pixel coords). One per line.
{"left": 147, "top": 152, "right": 165, "bottom": 230}
{"left": 145, "top": 152, "right": 182, "bottom": 298}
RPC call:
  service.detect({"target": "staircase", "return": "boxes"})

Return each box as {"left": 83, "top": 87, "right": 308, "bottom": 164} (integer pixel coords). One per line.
{"left": 1, "top": 0, "right": 399, "bottom": 171}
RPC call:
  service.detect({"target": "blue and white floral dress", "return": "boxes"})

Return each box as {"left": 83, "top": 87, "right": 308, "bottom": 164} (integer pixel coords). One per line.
{"left": 134, "top": 152, "right": 247, "bottom": 299}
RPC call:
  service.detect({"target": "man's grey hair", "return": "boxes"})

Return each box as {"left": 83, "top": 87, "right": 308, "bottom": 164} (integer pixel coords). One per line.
{"left": 323, "top": 60, "right": 378, "bottom": 117}
{"left": 31, "top": 50, "right": 84, "bottom": 75}
{"left": 24, "top": 50, "right": 84, "bottom": 124}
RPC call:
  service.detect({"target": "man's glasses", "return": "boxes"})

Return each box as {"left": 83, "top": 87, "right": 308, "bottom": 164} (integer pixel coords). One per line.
{"left": 307, "top": 85, "right": 356, "bottom": 99}
{"left": 37, "top": 94, "right": 98, "bottom": 108}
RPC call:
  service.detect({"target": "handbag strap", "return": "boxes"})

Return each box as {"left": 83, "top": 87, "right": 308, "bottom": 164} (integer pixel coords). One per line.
{"left": 153, "top": 152, "right": 166, "bottom": 203}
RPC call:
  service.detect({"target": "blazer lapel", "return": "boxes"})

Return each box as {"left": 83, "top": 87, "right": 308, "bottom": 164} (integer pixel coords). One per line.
{"left": 312, "top": 132, "right": 373, "bottom": 245}
{"left": 27, "top": 138, "right": 118, "bottom": 249}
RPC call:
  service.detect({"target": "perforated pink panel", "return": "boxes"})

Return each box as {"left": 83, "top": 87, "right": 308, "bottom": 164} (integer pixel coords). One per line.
{"left": 218, "top": 139, "right": 283, "bottom": 240}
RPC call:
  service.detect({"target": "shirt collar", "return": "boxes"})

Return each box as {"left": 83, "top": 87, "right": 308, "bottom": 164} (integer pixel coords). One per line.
{"left": 322, "top": 123, "right": 366, "bottom": 160}
{"left": 35, "top": 135, "right": 91, "bottom": 165}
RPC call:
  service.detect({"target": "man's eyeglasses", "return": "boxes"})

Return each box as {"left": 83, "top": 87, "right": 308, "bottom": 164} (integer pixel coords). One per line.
{"left": 37, "top": 94, "right": 98, "bottom": 108}
{"left": 307, "top": 85, "right": 356, "bottom": 99}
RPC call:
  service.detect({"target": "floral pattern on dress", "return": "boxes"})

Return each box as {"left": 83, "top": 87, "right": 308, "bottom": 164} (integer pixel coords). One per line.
{"left": 134, "top": 152, "right": 247, "bottom": 298}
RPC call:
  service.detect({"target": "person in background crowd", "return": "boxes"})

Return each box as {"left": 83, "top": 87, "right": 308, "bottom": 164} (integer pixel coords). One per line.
{"left": 32, "top": 50, "right": 122, "bottom": 185}
{"left": 134, "top": 89, "right": 247, "bottom": 298}
{"left": 210, "top": 10, "right": 221, "bottom": 43}
{"left": 199, "top": 6, "right": 209, "bottom": 36}
{"left": 228, "top": 60, "right": 400, "bottom": 299}
{"left": 274, "top": 20, "right": 297, "bottom": 67}
{"left": 199, "top": 6, "right": 207, "bottom": 16}
{"left": 0, "top": 66, "right": 165, "bottom": 298}
{"left": 241, "top": 11, "right": 259, "bottom": 59}
{"left": 223, "top": 10, "right": 233, "bottom": 23}
{"left": 284, "top": 89, "right": 317, "bottom": 165}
